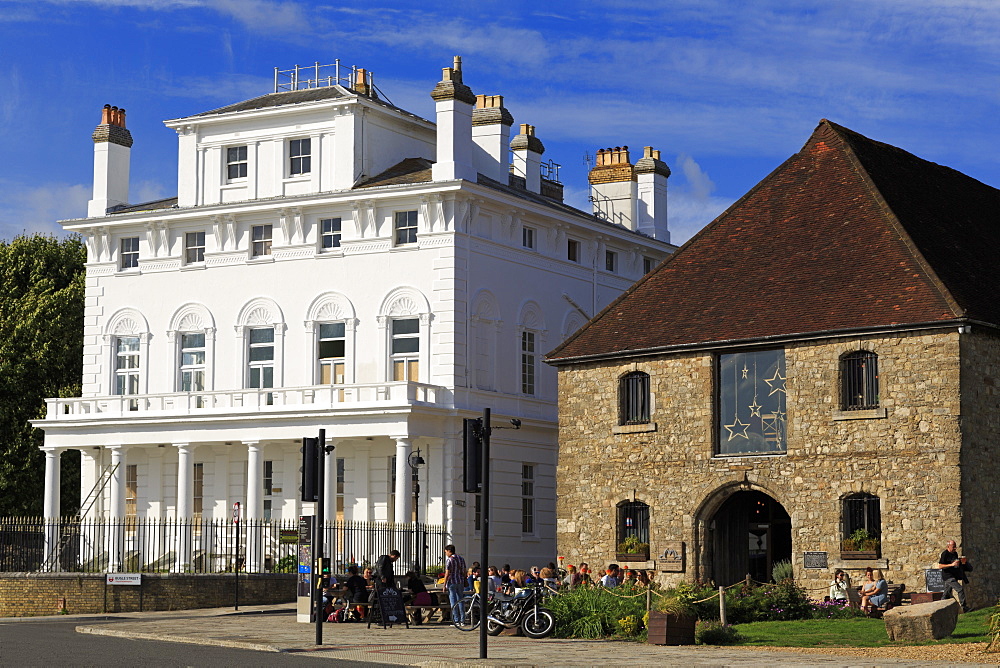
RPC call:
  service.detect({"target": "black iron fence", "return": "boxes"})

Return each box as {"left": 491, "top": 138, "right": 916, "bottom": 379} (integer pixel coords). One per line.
{"left": 0, "top": 516, "right": 445, "bottom": 575}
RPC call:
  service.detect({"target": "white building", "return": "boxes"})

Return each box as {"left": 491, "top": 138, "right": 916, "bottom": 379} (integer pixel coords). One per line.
{"left": 34, "top": 58, "right": 674, "bottom": 569}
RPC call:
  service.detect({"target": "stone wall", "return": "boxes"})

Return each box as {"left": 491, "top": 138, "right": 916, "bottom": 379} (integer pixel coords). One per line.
{"left": 0, "top": 572, "right": 295, "bottom": 617}
{"left": 959, "top": 331, "right": 1000, "bottom": 607}
{"left": 555, "top": 329, "right": 999, "bottom": 607}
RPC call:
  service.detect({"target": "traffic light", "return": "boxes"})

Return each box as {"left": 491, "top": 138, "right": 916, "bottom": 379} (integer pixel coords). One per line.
{"left": 318, "top": 557, "right": 331, "bottom": 575}
{"left": 301, "top": 437, "right": 319, "bottom": 502}
{"left": 463, "top": 418, "right": 483, "bottom": 493}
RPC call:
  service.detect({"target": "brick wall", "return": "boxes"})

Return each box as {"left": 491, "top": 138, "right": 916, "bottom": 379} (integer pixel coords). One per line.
{"left": 556, "top": 329, "right": 998, "bottom": 607}
{"left": 0, "top": 573, "right": 295, "bottom": 617}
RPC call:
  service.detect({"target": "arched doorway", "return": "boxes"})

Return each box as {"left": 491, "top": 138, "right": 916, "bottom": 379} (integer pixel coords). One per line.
{"left": 708, "top": 490, "right": 791, "bottom": 586}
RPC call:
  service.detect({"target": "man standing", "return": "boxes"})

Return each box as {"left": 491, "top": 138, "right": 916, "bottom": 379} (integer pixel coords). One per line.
{"left": 444, "top": 544, "right": 467, "bottom": 624}
{"left": 937, "top": 539, "right": 969, "bottom": 612}
{"left": 374, "top": 550, "right": 401, "bottom": 589}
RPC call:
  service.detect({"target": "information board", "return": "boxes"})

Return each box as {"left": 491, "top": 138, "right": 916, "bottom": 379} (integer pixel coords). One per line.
{"left": 803, "top": 551, "right": 828, "bottom": 569}
{"left": 924, "top": 568, "right": 945, "bottom": 593}
{"left": 373, "top": 585, "right": 409, "bottom": 628}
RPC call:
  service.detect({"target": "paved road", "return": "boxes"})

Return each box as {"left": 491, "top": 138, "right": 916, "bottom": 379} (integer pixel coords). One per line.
{"left": 0, "top": 616, "right": 399, "bottom": 668}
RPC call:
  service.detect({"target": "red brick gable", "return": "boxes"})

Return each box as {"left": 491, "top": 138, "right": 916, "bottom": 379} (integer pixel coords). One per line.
{"left": 548, "top": 120, "right": 973, "bottom": 363}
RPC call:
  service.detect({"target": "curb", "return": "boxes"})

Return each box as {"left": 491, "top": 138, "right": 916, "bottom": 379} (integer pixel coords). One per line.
{"left": 75, "top": 625, "right": 284, "bottom": 653}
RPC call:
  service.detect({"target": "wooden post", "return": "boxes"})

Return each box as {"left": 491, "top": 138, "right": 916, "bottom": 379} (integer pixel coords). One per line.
{"left": 719, "top": 586, "right": 726, "bottom": 626}
{"left": 646, "top": 588, "right": 652, "bottom": 613}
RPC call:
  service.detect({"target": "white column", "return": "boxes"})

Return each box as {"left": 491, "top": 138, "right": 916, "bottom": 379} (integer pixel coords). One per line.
{"left": 246, "top": 442, "right": 262, "bottom": 519}
{"left": 43, "top": 448, "right": 61, "bottom": 518}
{"left": 353, "top": 441, "right": 370, "bottom": 522}
{"left": 245, "top": 441, "right": 262, "bottom": 573}
{"left": 393, "top": 437, "right": 413, "bottom": 524}
{"left": 322, "top": 439, "right": 337, "bottom": 562}
{"left": 107, "top": 445, "right": 125, "bottom": 572}
{"left": 108, "top": 446, "right": 125, "bottom": 519}
{"left": 175, "top": 443, "right": 192, "bottom": 518}
{"left": 42, "top": 448, "right": 61, "bottom": 572}
{"left": 174, "top": 443, "right": 192, "bottom": 572}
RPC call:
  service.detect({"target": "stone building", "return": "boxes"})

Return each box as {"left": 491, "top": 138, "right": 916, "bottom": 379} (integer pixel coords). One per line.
{"left": 547, "top": 120, "right": 1000, "bottom": 607}
{"left": 32, "top": 58, "right": 674, "bottom": 571}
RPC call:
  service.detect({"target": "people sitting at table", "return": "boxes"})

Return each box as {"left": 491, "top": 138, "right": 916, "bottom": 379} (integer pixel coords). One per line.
{"left": 343, "top": 565, "right": 370, "bottom": 620}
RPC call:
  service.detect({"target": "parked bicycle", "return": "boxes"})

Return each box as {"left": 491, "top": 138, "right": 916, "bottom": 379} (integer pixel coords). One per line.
{"left": 451, "top": 592, "right": 484, "bottom": 631}
{"left": 485, "top": 585, "right": 555, "bottom": 638}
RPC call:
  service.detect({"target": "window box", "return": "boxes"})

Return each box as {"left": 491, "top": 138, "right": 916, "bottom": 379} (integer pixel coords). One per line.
{"left": 840, "top": 550, "right": 880, "bottom": 560}
{"left": 616, "top": 534, "right": 649, "bottom": 562}
{"left": 616, "top": 550, "right": 650, "bottom": 563}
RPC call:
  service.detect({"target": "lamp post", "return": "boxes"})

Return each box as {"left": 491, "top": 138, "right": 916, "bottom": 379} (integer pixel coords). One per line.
{"left": 407, "top": 448, "right": 426, "bottom": 573}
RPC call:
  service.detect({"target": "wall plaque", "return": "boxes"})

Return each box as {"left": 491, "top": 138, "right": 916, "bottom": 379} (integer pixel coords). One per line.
{"left": 803, "top": 551, "right": 828, "bottom": 569}
{"left": 657, "top": 541, "right": 685, "bottom": 572}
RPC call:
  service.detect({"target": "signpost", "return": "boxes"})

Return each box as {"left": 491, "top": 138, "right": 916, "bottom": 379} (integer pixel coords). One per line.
{"left": 105, "top": 573, "right": 143, "bottom": 612}
{"left": 233, "top": 501, "right": 241, "bottom": 610}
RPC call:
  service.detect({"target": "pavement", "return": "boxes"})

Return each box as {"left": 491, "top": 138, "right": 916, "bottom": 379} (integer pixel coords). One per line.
{"left": 7, "top": 604, "right": 1000, "bottom": 667}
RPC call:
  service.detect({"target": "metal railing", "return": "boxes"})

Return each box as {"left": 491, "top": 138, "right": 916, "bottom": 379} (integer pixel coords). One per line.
{"left": 0, "top": 516, "right": 444, "bottom": 575}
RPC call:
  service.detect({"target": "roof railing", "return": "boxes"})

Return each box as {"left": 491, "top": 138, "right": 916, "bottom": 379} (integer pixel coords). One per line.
{"left": 273, "top": 60, "right": 373, "bottom": 93}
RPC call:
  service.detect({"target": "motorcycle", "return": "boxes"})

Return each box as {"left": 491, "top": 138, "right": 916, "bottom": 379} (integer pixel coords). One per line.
{"left": 485, "top": 585, "right": 556, "bottom": 638}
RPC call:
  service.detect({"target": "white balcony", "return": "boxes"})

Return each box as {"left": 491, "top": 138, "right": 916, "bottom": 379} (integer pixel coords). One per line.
{"left": 43, "top": 381, "right": 451, "bottom": 421}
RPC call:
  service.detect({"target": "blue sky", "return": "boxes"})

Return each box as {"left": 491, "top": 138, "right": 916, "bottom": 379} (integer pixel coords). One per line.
{"left": 2, "top": 0, "right": 999, "bottom": 245}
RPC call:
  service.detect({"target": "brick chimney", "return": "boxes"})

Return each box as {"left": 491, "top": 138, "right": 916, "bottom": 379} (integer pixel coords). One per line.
{"left": 588, "top": 146, "right": 635, "bottom": 228}
{"left": 88, "top": 104, "right": 133, "bottom": 217}
{"left": 511, "top": 124, "right": 544, "bottom": 193}
{"left": 634, "top": 146, "right": 671, "bottom": 241}
{"left": 431, "top": 56, "right": 476, "bottom": 182}
{"left": 472, "top": 94, "right": 513, "bottom": 183}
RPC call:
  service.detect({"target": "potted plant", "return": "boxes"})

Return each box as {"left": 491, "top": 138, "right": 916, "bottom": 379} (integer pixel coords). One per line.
{"left": 615, "top": 535, "right": 650, "bottom": 562}
{"left": 840, "top": 528, "right": 881, "bottom": 559}
{"left": 647, "top": 595, "right": 697, "bottom": 645}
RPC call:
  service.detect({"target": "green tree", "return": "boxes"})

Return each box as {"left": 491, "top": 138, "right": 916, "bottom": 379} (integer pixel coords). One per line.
{"left": 0, "top": 234, "right": 86, "bottom": 516}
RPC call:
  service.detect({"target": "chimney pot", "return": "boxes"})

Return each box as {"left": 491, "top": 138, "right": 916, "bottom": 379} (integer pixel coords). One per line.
{"left": 453, "top": 55, "right": 462, "bottom": 71}
{"left": 644, "top": 146, "right": 654, "bottom": 158}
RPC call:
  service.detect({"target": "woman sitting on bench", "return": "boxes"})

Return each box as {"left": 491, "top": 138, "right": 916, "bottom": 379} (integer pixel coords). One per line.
{"left": 861, "top": 568, "right": 888, "bottom": 615}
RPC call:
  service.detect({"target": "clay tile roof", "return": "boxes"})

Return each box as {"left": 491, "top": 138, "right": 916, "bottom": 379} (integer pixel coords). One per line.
{"left": 355, "top": 158, "right": 434, "bottom": 188}
{"left": 547, "top": 119, "right": 995, "bottom": 363}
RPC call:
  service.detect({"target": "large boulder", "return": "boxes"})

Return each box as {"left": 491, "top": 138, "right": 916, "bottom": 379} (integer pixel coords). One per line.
{"left": 883, "top": 599, "right": 960, "bottom": 641}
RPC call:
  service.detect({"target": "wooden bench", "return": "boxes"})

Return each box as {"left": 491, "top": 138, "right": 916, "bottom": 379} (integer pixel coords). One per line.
{"left": 328, "top": 600, "right": 452, "bottom": 624}
{"left": 405, "top": 603, "right": 451, "bottom": 624}
{"left": 869, "top": 582, "right": 905, "bottom": 618}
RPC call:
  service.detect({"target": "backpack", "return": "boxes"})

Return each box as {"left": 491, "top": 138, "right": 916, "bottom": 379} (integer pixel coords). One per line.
{"left": 327, "top": 608, "right": 346, "bottom": 623}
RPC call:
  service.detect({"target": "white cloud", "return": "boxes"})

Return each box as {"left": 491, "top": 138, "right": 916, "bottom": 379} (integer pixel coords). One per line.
{"left": 0, "top": 181, "right": 91, "bottom": 240}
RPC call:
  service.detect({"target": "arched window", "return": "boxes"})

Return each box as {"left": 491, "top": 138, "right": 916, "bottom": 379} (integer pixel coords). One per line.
{"left": 841, "top": 350, "right": 879, "bottom": 410}
{"left": 619, "top": 372, "right": 650, "bottom": 425}
{"left": 616, "top": 500, "right": 650, "bottom": 546}
{"left": 842, "top": 493, "right": 881, "bottom": 555}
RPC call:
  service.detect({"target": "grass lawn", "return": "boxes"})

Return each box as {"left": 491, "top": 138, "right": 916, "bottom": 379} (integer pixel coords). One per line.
{"left": 736, "top": 607, "right": 994, "bottom": 647}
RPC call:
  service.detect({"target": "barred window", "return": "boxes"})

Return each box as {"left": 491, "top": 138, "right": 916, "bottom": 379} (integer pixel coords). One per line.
{"left": 841, "top": 350, "right": 879, "bottom": 410}
{"left": 619, "top": 371, "right": 650, "bottom": 425}
{"left": 616, "top": 500, "right": 650, "bottom": 545}
{"left": 842, "top": 492, "right": 881, "bottom": 554}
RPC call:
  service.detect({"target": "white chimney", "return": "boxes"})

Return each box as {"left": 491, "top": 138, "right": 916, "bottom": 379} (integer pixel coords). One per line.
{"left": 634, "top": 146, "right": 670, "bottom": 241}
{"left": 472, "top": 94, "right": 513, "bottom": 183}
{"left": 88, "top": 104, "right": 133, "bottom": 217}
{"left": 431, "top": 56, "right": 476, "bottom": 182}
{"left": 588, "top": 146, "right": 636, "bottom": 228}
{"left": 511, "top": 124, "right": 544, "bottom": 193}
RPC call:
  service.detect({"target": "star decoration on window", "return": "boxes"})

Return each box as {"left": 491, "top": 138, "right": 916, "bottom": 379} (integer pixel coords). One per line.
{"left": 741, "top": 364, "right": 748, "bottom": 379}
{"left": 765, "top": 369, "right": 786, "bottom": 396}
{"left": 748, "top": 399, "right": 762, "bottom": 417}
{"left": 724, "top": 417, "right": 751, "bottom": 440}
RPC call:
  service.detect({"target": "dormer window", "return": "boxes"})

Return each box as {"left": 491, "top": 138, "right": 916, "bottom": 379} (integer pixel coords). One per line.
{"left": 226, "top": 146, "right": 247, "bottom": 181}
{"left": 289, "top": 138, "right": 311, "bottom": 176}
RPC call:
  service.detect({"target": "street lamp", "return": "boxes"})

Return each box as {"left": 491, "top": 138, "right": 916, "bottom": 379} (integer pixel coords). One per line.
{"left": 407, "top": 448, "right": 425, "bottom": 573}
